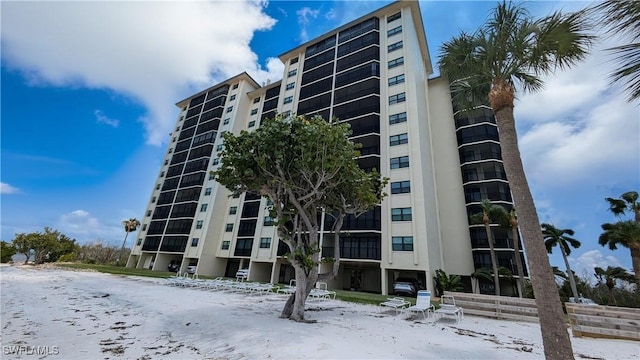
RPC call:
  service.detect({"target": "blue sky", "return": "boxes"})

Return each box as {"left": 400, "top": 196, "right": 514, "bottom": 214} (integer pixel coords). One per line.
{"left": 1, "top": 0, "right": 638, "bottom": 279}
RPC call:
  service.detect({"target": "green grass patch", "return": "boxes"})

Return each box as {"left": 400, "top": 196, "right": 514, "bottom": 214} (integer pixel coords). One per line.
{"left": 56, "top": 263, "right": 176, "bottom": 278}
{"left": 56, "top": 263, "right": 426, "bottom": 307}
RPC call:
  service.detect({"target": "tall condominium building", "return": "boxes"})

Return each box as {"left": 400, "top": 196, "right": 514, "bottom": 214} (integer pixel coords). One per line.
{"left": 127, "top": 0, "right": 527, "bottom": 296}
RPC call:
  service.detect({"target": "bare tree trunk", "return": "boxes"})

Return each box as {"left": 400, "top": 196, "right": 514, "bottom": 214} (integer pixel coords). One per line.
{"left": 117, "top": 232, "right": 129, "bottom": 266}
{"left": 494, "top": 105, "right": 574, "bottom": 360}
{"left": 560, "top": 246, "right": 579, "bottom": 300}
{"left": 485, "top": 223, "right": 501, "bottom": 295}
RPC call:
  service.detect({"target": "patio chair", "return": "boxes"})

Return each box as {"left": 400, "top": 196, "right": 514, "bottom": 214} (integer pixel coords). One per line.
{"left": 434, "top": 294, "right": 463, "bottom": 323}
{"left": 379, "top": 297, "right": 411, "bottom": 315}
{"left": 404, "top": 290, "right": 435, "bottom": 319}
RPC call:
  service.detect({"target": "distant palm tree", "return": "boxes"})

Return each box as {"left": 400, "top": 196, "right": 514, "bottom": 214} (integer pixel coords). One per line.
{"left": 542, "top": 224, "right": 581, "bottom": 302}
{"left": 605, "top": 191, "right": 640, "bottom": 223}
{"left": 432, "top": 269, "right": 464, "bottom": 297}
{"left": 551, "top": 266, "right": 568, "bottom": 282}
{"left": 470, "top": 199, "right": 505, "bottom": 295}
{"left": 588, "top": 1, "right": 640, "bottom": 101}
{"left": 594, "top": 266, "right": 636, "bottom": 305}
{"left": 438, "top": 2, "right": 592, "bottom": 358}
{"left": 599, "top": 220, "right": 640, "bottom": 287}
{"left": 471, "top": 267, "right": 513, "bottom": 295}
{"left": 118, "top": 218, "right": 140, "bottom": 266}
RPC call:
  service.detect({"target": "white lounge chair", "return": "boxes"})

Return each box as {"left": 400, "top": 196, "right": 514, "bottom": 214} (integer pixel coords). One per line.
{"left": 380, "top": 297, "right": 410, "bottom": 314}
{"left": 277, "top": 279, "right": 297, "bottom": 295}
{"left": 435, "top": 294, "right": 463, "bottom": 323}
{"left": 309, "top": 282, "right": 336, "bottom": 300}
{"left": 405, "top": 290, "right": 435, "bottom": 319}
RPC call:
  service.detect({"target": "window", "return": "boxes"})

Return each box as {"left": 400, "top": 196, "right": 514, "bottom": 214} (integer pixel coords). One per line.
{"left": 142, "top": 224, "right": 148, "bottom": 231}
{"left": 212, "top": 158, "right": 220, "bottom": 165}
{"left": 388, "top": 74, "right": 405, "bottom": 86}
{"left": 248, "top": 121, "right": 256, "bottom": 127}
{"left": 191, "top": 238, "right": 199, "bottom": 247}
{"left": 164, "top": 159, "right": 169, "bottom": 165}
{"left": 223, "top": 118, "right": 230, "bottom": 125}
{"left": 204, "top": 187, "right": 212, "bottom": 195}
{"left": 160, "top": 171, "right": 165, "bottom": 177}
{"left": 286, "top": 82, "right": 295, "bottom": 90}
{"left": 229, "top": 206, "right": 238, "bottom": 215}
{"left": 282, "top": 110, "right": 292, "bottom": 117}
{"left": 229, "top": 94, "right": 236, "bottom": 101}
{"left": 232, "top": 83, "right": 238, "bottom": 89}
{"left": 391, "top": 180, "right": 411, "bottom": 194}
{"left": 260, "top": 237, "right": 271, "bottom": 248}
{"left": 137, "top": 238, "right": 143, "bottom": 246}
{"left": 389, "top": 112, "right": 407, "bottom": 124}
{"left": 156, "top": 184, "right": 161, "bottom": 190}
{"left": 250, "top": 108, "right": 258, "bottom": 115}
{"left": 392, "top": 236, "right": 413, "bottom": 251}
{"left": 290, "top": 57, "right": 299, "bottom": 64}
{"left": 264, "top": 216, "right": 275, "bottom": 226}
{"left": 391, "top": 207, "right": 412, "bottom": 221}
{"left": 390, "top": 133, "right": 408, "bottom": 146}
{"left": 388, "top": 11, "right": 401, "bottom": 22}
{"left": 216, "top": 144, "right": 224, "bottom": 152}
{"left": 232, "top": 193, "right": 240, "bottom": 198}
{"left": 388, "top": 41, "right": 403, "bottom": 52}
{"left": 151, "top": 196, "right": 157, "bottom": 203}
{"left": 283, "top": 96, "right": 293, "bottom": 104}
{"left": 288, "top": 69, "right": 297, "bottom": 77}
{"left": 387, "top": 26, "right": 402, "bottom": 37}
{"left": 226, "top": 106, "right": 233, "bottom": 113}
{"left": 209, "top": 173, "right": 215, "bottom": 180}
{"left": 390, "top": 156, "right": 409, "bottom": 169}
{"left": 388, "top": 57, "right": 404, "bottom": 69}
{"left": 146, "top": 210, "right": 152, "bottom": 216}
{"left": 225, "top": 223, "right": 233, "bottom": 232}
{"left": 172, "top": 137, "right": 176, "bottom": 143}
{"left": 200, "top": 204, "right": 208, "bottom": 212}
{"left": 389, "top": 92, "right": 406, "bottom": 105}
{"left": 196, "top": 220, "right": 203, "bottom": 229}
{"left": 221, "top": 241, "right": 230, "bottom": 250}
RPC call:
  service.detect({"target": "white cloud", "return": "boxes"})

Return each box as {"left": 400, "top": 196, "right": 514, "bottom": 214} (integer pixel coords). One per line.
{"left": 57, "top": 209, "right": 121, "bottom": 244}
{"left": 512, "top": 34, "right": 640, "bottom": 189}
{"left": 296, "top": 7, "right": 321, "bottom": 43}
{"left": 94, "top": 110, "right": 120, "bottom": 128}
{"left": 569, "top": 249, "right": 626, "bottom": 282}
{"left": 0, "top": 182, "right": 21, "bottom": 194}
{"left": 2, "top": 1, "right": 280, "bottom": 146}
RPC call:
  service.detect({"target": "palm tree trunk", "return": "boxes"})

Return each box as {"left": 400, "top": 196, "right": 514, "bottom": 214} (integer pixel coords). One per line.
{"left": 493, "top": 104, "right": 574, "bottom": 360}
{"left": 485, "top": 223, "right": 501, "bottom": 295}
{"left": 560, "top": 246, "right": 579, "bottom": 300}
{"left": 511, "top": 225, "right": 525, "bottom": 297}
{"left": 630, "top": 246, "right": 640, "bottom": 287}
{"left": 117, "top": 232, "right": 129, "bottom": 266}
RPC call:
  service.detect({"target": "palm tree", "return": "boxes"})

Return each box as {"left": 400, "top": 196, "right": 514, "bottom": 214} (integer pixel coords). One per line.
{"left": 438, "top": 2, "right": 592, "bottom": 358}
{"left": 588, "top": 1, "right": 640, "bottom": 102}
{"left": 118, "top": 218, "right": 140, "bottom": 266}
{"left": 504, "top": 209, "right": 526, "bottom": 297}
{"left": 470, "top": 199, "right": 505, "bottom": 295}
{"left": 542, "top": 223, "right": 581, "bottom": 302}
{"left": 594, "top": 266, "right": 636, "bottom": 305}
{"left": 605, "top": 191, "right": 640, "bottom": 223}
{"left": 599, "top": 220, "right": 640, "bottom": 287}
{"left": 471, "top": 266, "right": 513, "bottom": 295}
{"left": 432, "top": 269, "right": 464, "bottom": 297}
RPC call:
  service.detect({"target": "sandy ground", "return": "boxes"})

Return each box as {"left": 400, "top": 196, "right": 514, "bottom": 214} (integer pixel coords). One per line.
{"left": 0, "top": 265, "right": 638, "bottom": 360}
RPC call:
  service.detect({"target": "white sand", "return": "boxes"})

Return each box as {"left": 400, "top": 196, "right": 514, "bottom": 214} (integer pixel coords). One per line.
{"left": 1, "top": 265, "right": 638, "bottom": 360}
